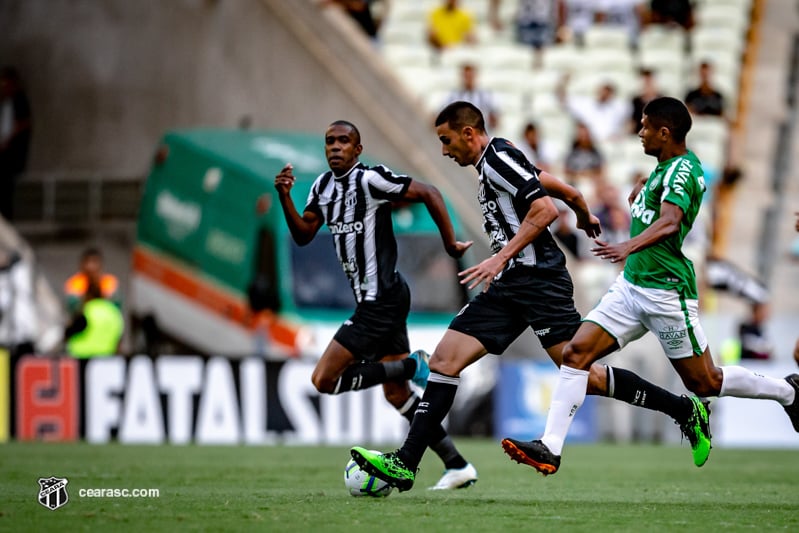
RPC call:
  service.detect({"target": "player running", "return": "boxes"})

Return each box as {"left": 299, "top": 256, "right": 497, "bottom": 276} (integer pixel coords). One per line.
{"left": 351, "top": 101, "right": 712, "bottom": 492}
{"left": 275, "top": 120, "right": 478, "bottom": 490}
{"left": 505, "top": 96, "right": 799, "bottom": 476}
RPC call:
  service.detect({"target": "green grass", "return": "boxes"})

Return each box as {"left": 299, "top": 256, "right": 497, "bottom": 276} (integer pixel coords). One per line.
{"left": 2, "top": 440, "right": 798, "bottom": 532}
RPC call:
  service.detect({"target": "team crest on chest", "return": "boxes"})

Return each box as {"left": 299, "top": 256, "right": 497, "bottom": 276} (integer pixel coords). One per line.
{"left": 648, "top": 176, "right": 660, "bottom": 191}
{"left": 344, "top": 189, "right": 357, "bottom": 208}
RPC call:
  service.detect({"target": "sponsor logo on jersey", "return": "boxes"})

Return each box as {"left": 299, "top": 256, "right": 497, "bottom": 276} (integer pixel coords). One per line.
{"left": 341, "top": 260, "right": 358, "bottom": 274}
{"left": 534, "top": 327, "right": 551, "bottom": 337}
{"left": 671, "top": 158, "right": 694, "bottom": 196}
{"left": 329, "top": 220, "right": 364, "bottom": 235}
{"left": 658, "top": 326, "right": 687, "bottom": 341}
{"left": 630, "top": 200, "right": 656, "bottom": 224}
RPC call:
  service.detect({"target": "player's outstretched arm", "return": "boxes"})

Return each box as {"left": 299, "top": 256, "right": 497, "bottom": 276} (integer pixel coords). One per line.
{"left": 538, "top": 170, "right": 601, "bottom": 238}
{"left": 403, "top": 180, "right": 473, "bottom": 258}
{"left": 274, "top": 163, "right": 323, "bottom": 245}
{"left": 460, "top": 195, "right": 557, "bottom": 291}
{"left": 592, "top": 201, "right": 683, "bottom": 263}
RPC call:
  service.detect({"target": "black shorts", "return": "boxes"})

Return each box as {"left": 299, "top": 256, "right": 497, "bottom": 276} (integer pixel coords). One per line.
{"left": 333, "top": 276, "right": 411, "bottom": 362}
{"left": 449, "top": 265, "right": 581, "bottom": 353}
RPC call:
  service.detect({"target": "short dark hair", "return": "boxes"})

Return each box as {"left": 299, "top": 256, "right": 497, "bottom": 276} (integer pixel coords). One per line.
{"left": 435, "top": 101, "right": 485, "bottom": 132}
{"left": 328, "top": 120, "right": 361, "bottom": 144}
{"left": 643, "top": 96, "right": 692, "bottom": 143}
{"left": 81, "top": 247, "right": 102, "bottom": 261}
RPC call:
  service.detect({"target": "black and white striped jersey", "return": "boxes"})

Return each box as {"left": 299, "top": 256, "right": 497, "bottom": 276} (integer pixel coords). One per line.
{"left": 476, "top": 137, "right": 565, "bottom": 273}
{"left": 304, "top": 162, "right": 411, "bottom": 303}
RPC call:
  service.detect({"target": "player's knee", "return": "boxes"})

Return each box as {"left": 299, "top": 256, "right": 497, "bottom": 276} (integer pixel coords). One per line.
{"left": 429, "top": 353, "right": 463, "bottom": 377}
{"left": 562, "top": 341, "right": 592, "bottom": 370}
{"left": 311, "top": 370, "right": 336, "bottom": 394}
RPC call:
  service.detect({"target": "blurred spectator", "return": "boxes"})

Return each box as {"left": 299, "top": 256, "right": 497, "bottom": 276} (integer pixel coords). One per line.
{"left": 64, "top": 247, "right": 120, "bottom": 315}
{"left": 648, "top": 0, "right": 694, "bottom": 30}
{"left": 737, "top": 301, "right": 773, "bottom": 360}
{"left": 593, "top": 184, "right": 630, "bottom": 243}
{"left": 517, "top": 122, "right": 554, "bottom": 172}
{"left": 595, "top": 0, "right": 647, "bottom": 46}
{"left": 564, "top": 122, "right": 605, "bottom": 184}
{"left": 65, "top": 279, "right": 124, "bottom": 358}
{"left": 427, "top": 0, "right": 476, "bottom": 52}
{"left": 552, "top": 204, "right": 582, "bottom": 259}
{"left": 446, "top": 64, "right": 499, "bottom": 130}
{"left": 794, "top": 212, "right": 799, "bottom": 368}
{"left": 792, "top": 211, "right": 799, "bottom": 258}
{"left": 559, "top": 78, "right": 630, "bottom": 142}
{"left": 0, "top": 244, "right": 35, "bottom": 357}
{"left": 0, "top": 67, "right": 32, "bottom": 222}
{"left": 320, "top": 0, "right": 388, "bottom": 41}
{"left": 559, "top": 0, "right": 599, "bottom": 45}
{"left": 685, "top": 61, "right": 725, "bottom": 117}
{"left": 489, "top": 0, "right": 560, "bottom": 61}
{"left": 630, "top": 68, "right": 662, "bottom": 133}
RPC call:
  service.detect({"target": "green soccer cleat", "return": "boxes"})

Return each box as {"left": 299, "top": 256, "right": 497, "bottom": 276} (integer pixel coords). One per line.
{"left": 679, "top": 396, "right": 712, "bottom": 467}
{"left": 350, "top": 446, "right": 416, "bottom": 492}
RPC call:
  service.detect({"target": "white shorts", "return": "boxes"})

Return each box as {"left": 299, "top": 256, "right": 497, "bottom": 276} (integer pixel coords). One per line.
{"left": 584, "top": 273, "right": 708, "bottom": 359}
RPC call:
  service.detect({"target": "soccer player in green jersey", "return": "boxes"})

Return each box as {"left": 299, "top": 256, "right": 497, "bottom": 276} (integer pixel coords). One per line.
{"left": 503, "top": 97, "right": 799, "bottom": 475}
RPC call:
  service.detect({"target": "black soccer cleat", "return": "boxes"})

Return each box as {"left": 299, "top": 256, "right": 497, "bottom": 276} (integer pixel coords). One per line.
{"left": 501, "top": 438, "right": 561, "bottom": 476}
{"left": 783, "top": 374, "right": 799, "bottom": 432}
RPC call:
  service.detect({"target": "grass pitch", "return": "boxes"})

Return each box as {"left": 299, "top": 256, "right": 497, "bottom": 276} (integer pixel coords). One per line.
{"left": 2, "top": 440, "right": 798, "bottom": 532}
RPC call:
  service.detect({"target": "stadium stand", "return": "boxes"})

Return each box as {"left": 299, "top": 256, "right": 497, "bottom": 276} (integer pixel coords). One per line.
{"left": 377, "top": 0, "right": 753, "bottom": 213}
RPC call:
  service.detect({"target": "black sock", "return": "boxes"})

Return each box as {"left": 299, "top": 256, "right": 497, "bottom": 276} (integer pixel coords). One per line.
{"left": 398, "top": 373, "right": 459, "bottom": 471}
{"left": 333, "top": 360, "right": 416, "bottom": 393}
{"left": 607, "top": 366, "right": 692, "bottom": 422}
{"left": 398, "top": 395, "right": 467, "bottom": 470}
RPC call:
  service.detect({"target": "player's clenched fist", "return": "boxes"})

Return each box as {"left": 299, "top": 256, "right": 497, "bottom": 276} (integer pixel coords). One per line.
{"left": 274, "top": 163, "right": 296, "bottom": 194}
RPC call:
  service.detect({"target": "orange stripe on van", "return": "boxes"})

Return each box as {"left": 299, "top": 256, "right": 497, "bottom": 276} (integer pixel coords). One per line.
{"left": 132, "top": 246, "right": 302, "bottom": 355}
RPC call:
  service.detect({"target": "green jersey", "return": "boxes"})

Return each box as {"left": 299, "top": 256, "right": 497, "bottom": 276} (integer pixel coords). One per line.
{"left": 624, "top": 150, "right": 706, "bottom": 299}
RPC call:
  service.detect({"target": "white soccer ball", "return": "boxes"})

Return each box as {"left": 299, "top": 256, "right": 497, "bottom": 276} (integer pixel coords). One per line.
{"left": 344, "top": 455, "right": 394, "bottom": 497}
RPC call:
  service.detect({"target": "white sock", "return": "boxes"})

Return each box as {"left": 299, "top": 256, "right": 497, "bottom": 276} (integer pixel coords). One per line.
{"left": 720, "top": 366, "right": 795, "bottom": 406}
{"left": 541, "top": 365, "right": 589, "bottom": 456}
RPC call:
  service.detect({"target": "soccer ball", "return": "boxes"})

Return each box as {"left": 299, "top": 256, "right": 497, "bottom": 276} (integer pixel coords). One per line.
{"left": 344, "top": 455, "right": 394, "bottom": 497}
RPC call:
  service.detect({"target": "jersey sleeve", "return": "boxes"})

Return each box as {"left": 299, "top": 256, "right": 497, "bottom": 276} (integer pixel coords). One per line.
{"left": 364, "top": 165, "right": 412, "bottom": 201}
{"left": 303, "top": 176, "right": 324, "bottom": 218}
{"left": 661, "top": 157, "right": 704, "bottom": 212}
{"left": 485, "top": 144, "right": 547, "bottom": 204}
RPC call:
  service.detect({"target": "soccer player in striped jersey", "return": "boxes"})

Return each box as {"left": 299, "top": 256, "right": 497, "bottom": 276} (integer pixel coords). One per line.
{"left": 513, "top": 97, "right": 799, "bottom": 476}
{"left": 275, "top": 120, "right": 478, "bottom": 489}
{"left": 351, "top": 101, "right": 714, "bottom": 492}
